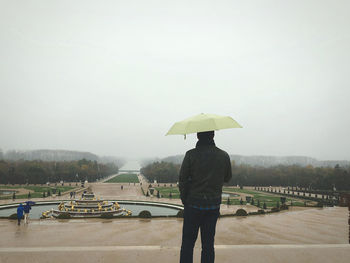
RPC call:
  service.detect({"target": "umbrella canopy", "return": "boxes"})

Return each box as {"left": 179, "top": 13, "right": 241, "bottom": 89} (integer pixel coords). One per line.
{"left": 166, "top": 113, "right": 242, "bottom": 136}
{"left": 25, "top": 201, "right": 36, "bottom": 205}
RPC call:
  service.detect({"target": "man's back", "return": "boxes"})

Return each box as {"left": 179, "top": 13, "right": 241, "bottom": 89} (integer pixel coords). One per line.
{"left": 179, "top": 139, "right": 232, "bottom": 206}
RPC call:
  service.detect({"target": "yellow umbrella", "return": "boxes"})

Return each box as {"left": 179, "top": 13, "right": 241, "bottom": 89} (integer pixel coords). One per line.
{"left": 166, "top": 113, "right": 242, "bottom": 137}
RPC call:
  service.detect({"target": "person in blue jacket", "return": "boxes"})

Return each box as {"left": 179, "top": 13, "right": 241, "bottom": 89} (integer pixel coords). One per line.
{"left": 24, "top": 203, "right": 32, "bottom": 224}
{"left": 17, "top": 204, "right": 24, "bottom": 225}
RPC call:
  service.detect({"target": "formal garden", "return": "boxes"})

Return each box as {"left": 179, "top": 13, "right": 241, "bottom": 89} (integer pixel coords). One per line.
{"left": 0, "top": 185, "right": 76, "bottom": 200}
{"left": 222, "top": 187, "right": 306, "bottom": 207}
{"left": 153, "top": 186, "right": 306, "bottom": 208}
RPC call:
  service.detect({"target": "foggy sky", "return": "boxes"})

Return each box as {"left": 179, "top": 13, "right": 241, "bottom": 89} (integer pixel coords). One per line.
{"left": 1, "top": 0, "right": 349, "bottom": 160}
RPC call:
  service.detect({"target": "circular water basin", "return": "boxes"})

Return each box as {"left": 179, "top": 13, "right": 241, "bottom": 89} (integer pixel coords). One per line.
{"left": 0, "top": 201, "right": 182, "bottom": 219}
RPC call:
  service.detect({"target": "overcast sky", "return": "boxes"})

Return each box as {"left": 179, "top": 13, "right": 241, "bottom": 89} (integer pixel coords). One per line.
{"left": 1, "top": 0, "right": 349, "bottom": 161}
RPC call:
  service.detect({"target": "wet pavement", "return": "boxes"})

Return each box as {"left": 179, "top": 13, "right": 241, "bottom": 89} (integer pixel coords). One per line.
{"left": 0, "top": 206, "right": 349, "bottom": 262}
{"left": 1, "top": 180, "right": 349, "bottom": 262}
{"left": 1, "top": 244, "right": 350, "bottom": 263}
{"left": 0, "top": 206, "right": 348, "bottom": 247}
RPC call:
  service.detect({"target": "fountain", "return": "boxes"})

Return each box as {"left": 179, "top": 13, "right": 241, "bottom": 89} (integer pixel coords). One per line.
{"left": 42, "top": 192, "right": 131, "bottom": 218}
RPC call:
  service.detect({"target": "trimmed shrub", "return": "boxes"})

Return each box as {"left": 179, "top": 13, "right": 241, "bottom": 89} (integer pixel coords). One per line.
{"left": 149, "top": 188, "right": 154, "bottom": 195}
{"left": 57, "top": 213, "right": 71, "bottom": 219}
{"left": 235, "top": 209, "right": 248, "bottom": 216}
{"left": 138, "top": 210, "right": 152, "bottom": 218}
{"left": 271, "top": 207, "right": 280, "bottom": 212}
{"left": 101, "top": 213, "right": 114, "bottom": 219}
{"left": 280, "top": 204, "right": 289, "bottom": 210}
{"left": 316, "top": 201, "right": 323, "bottom": 207}
{"left": 258, "top": 209, "right": 265, "bottom": 214}
{"left": 176, "top": 209, "right": 184, "bottom": 218}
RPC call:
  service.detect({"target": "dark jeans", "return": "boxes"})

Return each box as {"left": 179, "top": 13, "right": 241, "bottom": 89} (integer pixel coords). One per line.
{"left": 180, "top": 205, "right": 220, "bottom": 263}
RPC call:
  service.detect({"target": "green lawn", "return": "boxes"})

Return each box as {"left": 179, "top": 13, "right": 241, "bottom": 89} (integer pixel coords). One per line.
{"left": 155, "top": 187, "right": 181, "bottom": 199}
{"left": 0, "top": 185, "right": 76, "bottom": 200}
{"left": 149, "top": 186, "right": 306, "bottom": 208}
{"left": 223, "top": 187, "right": 306, "bottom": 207}
{"left": 104, "top": 173, "right": 139, "bottom": 183}
{"left": 154, "top": 187, "right": 252, "bottom": 205}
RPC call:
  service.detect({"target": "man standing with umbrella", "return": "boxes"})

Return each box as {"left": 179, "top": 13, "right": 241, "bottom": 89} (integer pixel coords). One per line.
{"left": 179, "top": 131, "right": 232, "bottom": 263}
{"left": 166, "top": 113, "right": 241, "bottom": 263}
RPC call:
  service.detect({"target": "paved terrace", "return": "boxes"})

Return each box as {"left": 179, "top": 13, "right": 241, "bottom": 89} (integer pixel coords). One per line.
{"left": 1, "top": 179, "right": 349, "bottom": 262}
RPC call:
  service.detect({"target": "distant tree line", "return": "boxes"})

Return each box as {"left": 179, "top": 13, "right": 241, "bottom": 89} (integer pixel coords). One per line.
{"left": 0, "top": 148, "right": 125, "bottom": 168}
{"left": 141, "top": 161, "right": 350, "bottom": 191}
{"left": 230, "top": 163, "right": 350, "bottom": 191}
{"left": 0, "top": 159, "right": 119, "bottom": 184}
{"left": 140, "top": 161, "right": 180, "bottom": 183}
{"left": 154, "top": 154, "right": 350, "bottom": 168}
{"left": 0, "top": 149, "right": 99, "bottom": 162}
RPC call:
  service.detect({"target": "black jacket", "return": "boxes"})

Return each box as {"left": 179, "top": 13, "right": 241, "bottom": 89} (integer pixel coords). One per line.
{"left": 178, "top": 140, "right": 232, "bottom": 206}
